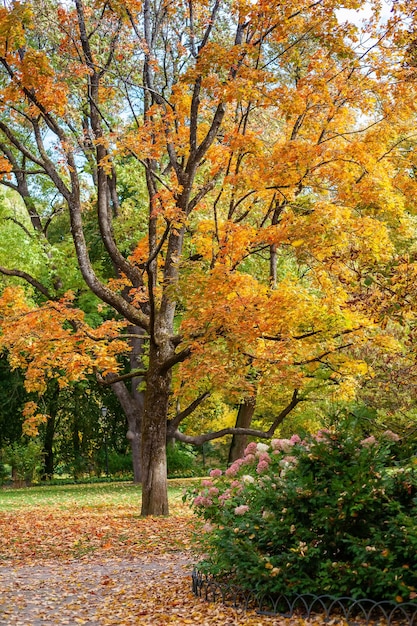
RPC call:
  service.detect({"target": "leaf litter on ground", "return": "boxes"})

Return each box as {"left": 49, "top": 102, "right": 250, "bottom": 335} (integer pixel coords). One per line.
{"left": 0, "top": 481, "right": 378, "bottom": 625}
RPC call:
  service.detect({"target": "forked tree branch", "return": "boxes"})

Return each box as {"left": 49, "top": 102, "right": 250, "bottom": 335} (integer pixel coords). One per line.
{"left": 173, "top": 389, "right": 302, "bottom": 446}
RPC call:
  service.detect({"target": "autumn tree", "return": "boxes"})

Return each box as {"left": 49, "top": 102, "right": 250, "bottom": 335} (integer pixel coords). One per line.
{"left": 0, "top": 0, "right": 417, "bottom": 515}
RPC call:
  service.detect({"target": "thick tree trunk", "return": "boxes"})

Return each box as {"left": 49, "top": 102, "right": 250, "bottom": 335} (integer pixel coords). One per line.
{"left": 129, "top": 326, "right": 146, "bottom": 483}
{"left": 140, "top": 344, "right": 171, "bottom": 516}
{"left": 228, "top": 396, "right": 257, "bottom": 464}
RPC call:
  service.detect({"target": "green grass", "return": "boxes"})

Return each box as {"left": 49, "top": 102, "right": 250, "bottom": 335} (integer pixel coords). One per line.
{"left": 0, "top": 478, "right": 200, "bottom": 512}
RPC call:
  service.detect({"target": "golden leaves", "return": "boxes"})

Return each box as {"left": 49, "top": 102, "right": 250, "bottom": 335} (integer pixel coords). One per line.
{"left": 21, "top": 401, "right": 48, "bottom": 437}
{"left": 0, "top": 2, "right": 33, "bottom": 56}
{"left": 0, "top": 3, "right": 69, "bottom": 116}
{"left": 0, "top": 287, "right": 129, "bottom": 432}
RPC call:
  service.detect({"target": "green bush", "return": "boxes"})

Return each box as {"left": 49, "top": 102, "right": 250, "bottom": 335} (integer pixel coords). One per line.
{"left": 106, "top": 450, "right": 133, "bottom": 476}
{"left": 0, "top": 461, "right": 10, "bottom": 485}
{"left": 2, "top": 440, "right": 43, "bottom": 485}
{"left": 167, "top": 442, "right": 201, "bottom": 477}
{"left": 187, "top": 429, "right": 417, "bottom": 603}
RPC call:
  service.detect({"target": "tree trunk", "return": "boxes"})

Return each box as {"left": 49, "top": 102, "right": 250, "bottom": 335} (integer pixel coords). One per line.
{"left": 127, "top": 421, "right": 142, "bottom": 483}
{"left": 111, "top": 380, "right": 143, "bottom": 483}
{"left": 110, "top": 326, "right": 146, "bottom": 483}
{"left": 42, "top": 412, "right": 56, "bottom": 480}
{"left": 129, "top": 326, "right": 146, "bottom": 483}
{"left": 228, "top": 396, "right": 257, "bottom": 464}
{"left": 140, "top": 344, "right": 171, "bottom": 516}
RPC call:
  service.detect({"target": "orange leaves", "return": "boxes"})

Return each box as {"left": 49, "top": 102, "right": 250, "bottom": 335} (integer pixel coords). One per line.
{"left": 177, "top": 202, "right": 380, "bottom": 404}
{"left": 17, "top": 48, "right": 69, "bottom": 115}
{"left": 0, "top": 154, "right": 13, "bottom": 179}
{"left": 121, "top": 115, "right": 167, "bottom": 162}
{"left": 0, "top": 287, "right": 129, "bottom": 429}
{"left": 0, "top": 3, "right": 69, "bottom": 116}
{"left": 21, "top": 401, "right": 48, "bottom": 437}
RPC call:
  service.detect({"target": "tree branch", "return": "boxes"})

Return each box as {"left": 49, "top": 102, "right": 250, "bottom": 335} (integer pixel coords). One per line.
{"left": 173, "top": 390, "right": 302, "bottom": 445}
{"left": 158, "top": 347, "right": 192, "bottom": 374}
{"left": 96, "top": 369, "right": 148, "bottom": 386}
{"left": 167, "top": 391, "right": 211, "bottom": 434}
{"left": 0, "top": 266, "right": 53, "bottom": 299}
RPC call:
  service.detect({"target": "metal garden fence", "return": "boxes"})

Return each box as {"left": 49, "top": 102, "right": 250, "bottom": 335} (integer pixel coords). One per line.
{"left": 192, "top": 568, "right": 417, "bottom": 625}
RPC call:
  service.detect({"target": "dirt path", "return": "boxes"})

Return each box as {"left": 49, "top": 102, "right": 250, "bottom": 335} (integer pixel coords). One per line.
{"left": 0, "top": 555, "right": 319, "bottom": 625}
{"left": 0, "top": 554, "right": 194, "bottom": 625}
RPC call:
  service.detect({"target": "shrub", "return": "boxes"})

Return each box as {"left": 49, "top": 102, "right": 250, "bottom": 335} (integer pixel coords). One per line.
{"left": 2, "top": 440, "right": 44, "bottom": 485}
{"left": 167, "top": 442, "right": 202, "bottom": 477}
{"left": 0, "top": 461, "right": 10, "bottom": 485}
{"left": 187, "top": 429, "right": 417, "bottom": 603}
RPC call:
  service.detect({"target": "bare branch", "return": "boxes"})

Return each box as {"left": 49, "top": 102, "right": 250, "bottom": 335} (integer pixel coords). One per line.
{"left": 167, "top": 391, "right": 211, "bottom": 434}
{"left": 173, "top": 390, "right": 302, "bottom": 445}
{"left": 96, "top": 369, "right": 148, "bottom": 386}
{"left": 0, "top": 266, "right": 53, "bottom": 299}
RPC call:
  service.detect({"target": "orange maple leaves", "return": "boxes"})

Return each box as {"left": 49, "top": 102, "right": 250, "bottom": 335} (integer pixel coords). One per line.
{"left": 0, "top": 286, "right": 129, "bottom": 433}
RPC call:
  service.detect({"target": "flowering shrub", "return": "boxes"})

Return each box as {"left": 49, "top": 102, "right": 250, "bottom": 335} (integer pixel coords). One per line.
{"left": 187, "top": 430, "right": 417, "bottom": 602}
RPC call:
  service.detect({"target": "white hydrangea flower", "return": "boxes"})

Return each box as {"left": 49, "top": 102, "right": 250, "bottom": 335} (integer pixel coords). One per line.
{"left": 242, "top": 474, "right": 255, "bottom": 484}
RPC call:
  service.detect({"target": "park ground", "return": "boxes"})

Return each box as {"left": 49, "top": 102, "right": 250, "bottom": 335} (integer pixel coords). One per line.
{"left": 0, "top": 481, "right": 353, "bottom": 625}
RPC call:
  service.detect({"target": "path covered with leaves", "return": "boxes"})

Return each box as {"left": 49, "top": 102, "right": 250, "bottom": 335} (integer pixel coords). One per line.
{"left": 0, "top": 482, "right": 340, "bottom": 625}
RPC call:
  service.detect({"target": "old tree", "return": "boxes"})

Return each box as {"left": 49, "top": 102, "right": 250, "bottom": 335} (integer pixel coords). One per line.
{"left": 1, "top": 0, "right": 417, "bottom": 514}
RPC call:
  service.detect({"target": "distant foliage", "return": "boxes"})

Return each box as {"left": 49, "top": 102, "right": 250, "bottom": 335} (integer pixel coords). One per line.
{"left": 2, "top": 440, "right": 44, "bottom": 484}
{"left": 167, "top": 443, "right": 202, "bottom": 478}
{"left": 188, "top": 430, "right": 417, "bottom": 603}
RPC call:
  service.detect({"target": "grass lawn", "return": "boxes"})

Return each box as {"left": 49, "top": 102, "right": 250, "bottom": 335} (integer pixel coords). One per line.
{"left": 0, "top": 478, "right": 198, "bottom": 512}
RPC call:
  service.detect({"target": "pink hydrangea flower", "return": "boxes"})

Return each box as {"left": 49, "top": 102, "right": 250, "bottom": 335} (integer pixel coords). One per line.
{"left": 271, "top": 438, "right": 292, "bottom": 452}
{"left": 226, "top": 458, "right": 244, "bottom": 476}
{"left": 193, "top": 496, "right": 213, "bottom": 507}
{"left": 382, "top": 430, "right": 400, "bottom": 442}
{"left": 256, "top": 460, "right": 269, "bottom": 474}
{"left": 243, "top": 453, "right": 256, "bottom": 464}
{"left": 258, "top": 452, "right": 270, "bottom": 463}
{"left": 244, "top": 442, "right": 258, "bottom": 456}
{"left": 219, "top": 490, "right": 231, "bottom": 504}
{"left": 201, "top": 479, "right": 213, "bottom": 488}
{"left": 208, "top": 487, "right": 219, "bottom": 496}
{"left": 361, "top": 436, "right": 377, "bottom": 447}
{"left": 315, "top": 429, "right": 331, "bottom": 441}
{"left": 281, "top": 455, "right": 297, "bottom": 465}
{"left": 202, "top": 522, "right": 214, "bottom": 533}
{"left": 209, "top": 469, "right": 223, "bottom": 478}
{"left": 234, "top": 505, "right": 249, "bottom": 515}
{"left": 225, "top": 464, "right": 238, "bottom": 477}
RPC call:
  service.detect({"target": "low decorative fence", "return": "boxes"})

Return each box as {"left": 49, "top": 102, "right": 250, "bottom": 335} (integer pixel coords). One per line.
{"left": 192, "top": 569, "right": 417, "bottom": 625}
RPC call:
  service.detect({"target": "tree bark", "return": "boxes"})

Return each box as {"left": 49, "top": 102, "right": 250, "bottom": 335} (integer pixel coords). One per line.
{"left": 42, "top": 412, "right": 56, "bottom": 480}
{"left": 228, "top": 395, "right": 257, "bottom": 464}
{"left": 110, "top": 380, "right": 142, "bottom": 483}
{"left": 140, "top": 342, "right": 171, "bottom": 516}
